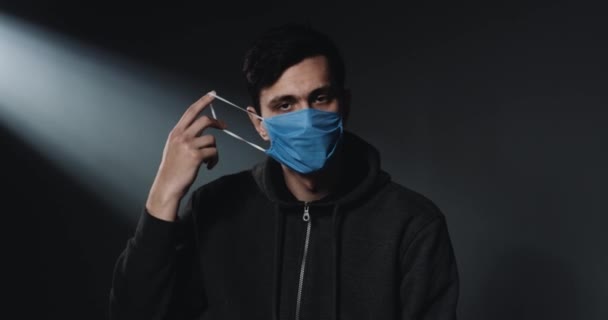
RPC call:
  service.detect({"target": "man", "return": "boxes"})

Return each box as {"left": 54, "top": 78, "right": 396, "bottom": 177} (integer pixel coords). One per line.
{"left": 110, "top": 24, "right": 459, "bottom": 320}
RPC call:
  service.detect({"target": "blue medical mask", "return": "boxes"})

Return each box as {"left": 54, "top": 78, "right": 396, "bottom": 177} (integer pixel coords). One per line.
{"left": 209, "top": 93, "right": 344, "bottom": 174}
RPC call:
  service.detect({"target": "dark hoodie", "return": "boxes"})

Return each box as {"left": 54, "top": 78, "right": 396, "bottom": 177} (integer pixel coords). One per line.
{"left": 109, "top": 132, "right": 459, "bottom": 320}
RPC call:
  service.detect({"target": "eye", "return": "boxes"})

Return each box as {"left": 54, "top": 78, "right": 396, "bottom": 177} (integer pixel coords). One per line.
{"left": 278, "top": 103, "right": 291, "bottom": 111}
{"left": 315, "top": 95, "right": 329, "bottom": 103}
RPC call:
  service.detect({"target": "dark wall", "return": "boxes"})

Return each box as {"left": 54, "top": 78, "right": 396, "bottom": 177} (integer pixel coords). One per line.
{"left": 3, "top": 1, "right": 607, "bottom": 319}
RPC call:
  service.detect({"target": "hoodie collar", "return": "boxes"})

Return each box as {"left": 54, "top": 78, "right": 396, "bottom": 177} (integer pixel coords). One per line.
{"left": 251, "top": 131, "right": 390, "bottom": 208}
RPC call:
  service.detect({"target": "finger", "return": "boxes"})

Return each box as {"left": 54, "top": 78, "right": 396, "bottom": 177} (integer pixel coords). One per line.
{"left": 175, "top": 91, "right": 216, "bottom": 131}
{"left": 192, "top": 135, "right": 216, "bottom": 149}
{"left": 197, "top": 147, "right": 218, "bottom": 168}
{"left": 186, "top": 115, "right": 226, "bottom": 138}
{"left": 207, "top": 150, "right": 219, "bottom": 170}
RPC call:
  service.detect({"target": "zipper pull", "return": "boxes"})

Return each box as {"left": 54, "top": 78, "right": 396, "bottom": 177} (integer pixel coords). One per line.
{"left": 303, "top": 202, "right": 310, "bottom": 222}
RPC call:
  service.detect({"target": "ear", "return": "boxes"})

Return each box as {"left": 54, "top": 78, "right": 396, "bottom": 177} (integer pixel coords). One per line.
{"left": 340, "top": 88, "right": 351, "bottom": 124}
{"left": 247, "top": 106, "right": 269, "bottom": 141}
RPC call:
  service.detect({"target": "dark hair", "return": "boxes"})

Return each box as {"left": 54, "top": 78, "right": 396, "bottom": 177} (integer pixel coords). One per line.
{"left": 242, "top": 24, "right": 346, "bottom": 113}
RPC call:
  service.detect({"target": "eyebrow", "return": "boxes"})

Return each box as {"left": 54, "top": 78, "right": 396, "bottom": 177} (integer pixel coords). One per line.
{"left": 266, "top": 84, "right": 333, "bottom": 107}
{"left": 267, "top": 94, "right": 294, "bottom": 107}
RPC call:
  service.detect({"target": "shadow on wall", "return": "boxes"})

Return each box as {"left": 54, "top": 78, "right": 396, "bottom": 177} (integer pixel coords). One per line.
{"left": 476, "top": 247, "right": 580, "bottom": 320}
{"left": 2, "top": 122, "right": 130, "bottom": 320}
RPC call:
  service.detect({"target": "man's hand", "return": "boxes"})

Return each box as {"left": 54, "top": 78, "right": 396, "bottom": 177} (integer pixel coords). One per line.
{"left": 146, "top": 91, "right": 226, "bottom": 221}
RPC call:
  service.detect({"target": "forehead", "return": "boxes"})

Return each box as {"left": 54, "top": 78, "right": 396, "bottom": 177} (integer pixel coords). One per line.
{"left": 259, "top": 55, "right": 331, "bottom": 105}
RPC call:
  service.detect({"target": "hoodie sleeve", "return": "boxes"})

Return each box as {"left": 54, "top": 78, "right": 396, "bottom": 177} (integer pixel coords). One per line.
{"left": 399, "top": 215, "right": 460, "bottom": 320}
{"left": 109, "top": 192, "right": 206, "bottom": 320}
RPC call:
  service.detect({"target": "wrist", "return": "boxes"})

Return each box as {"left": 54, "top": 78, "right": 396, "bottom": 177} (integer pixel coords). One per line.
{"left": 145, "top": 189, "right": 181, "bottom": 222}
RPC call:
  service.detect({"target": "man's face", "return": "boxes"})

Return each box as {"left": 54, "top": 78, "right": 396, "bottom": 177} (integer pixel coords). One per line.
{"left": 247, "top": 55, "right": 347, "bottom": 141}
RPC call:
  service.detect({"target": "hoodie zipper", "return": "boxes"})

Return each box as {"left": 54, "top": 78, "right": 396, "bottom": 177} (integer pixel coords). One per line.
{"left": 295, "top": 202, "right": 311, "bottom": 320}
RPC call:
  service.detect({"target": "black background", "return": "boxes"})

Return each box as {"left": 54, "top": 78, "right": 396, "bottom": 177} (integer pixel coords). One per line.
{"left": 2, "top": 1, "right": 607, "bottom": 319}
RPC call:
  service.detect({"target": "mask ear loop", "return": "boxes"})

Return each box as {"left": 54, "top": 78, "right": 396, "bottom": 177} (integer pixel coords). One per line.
{"left": 208, "top": 93, "right": 267, "bottom": 152}
{"left": 209, "top": 92, "right": 263, "bottom": 120}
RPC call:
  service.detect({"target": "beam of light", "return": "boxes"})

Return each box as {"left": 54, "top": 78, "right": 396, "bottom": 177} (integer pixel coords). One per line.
{"left": 0, "top": 13, "right": 265, "bottom": 222}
